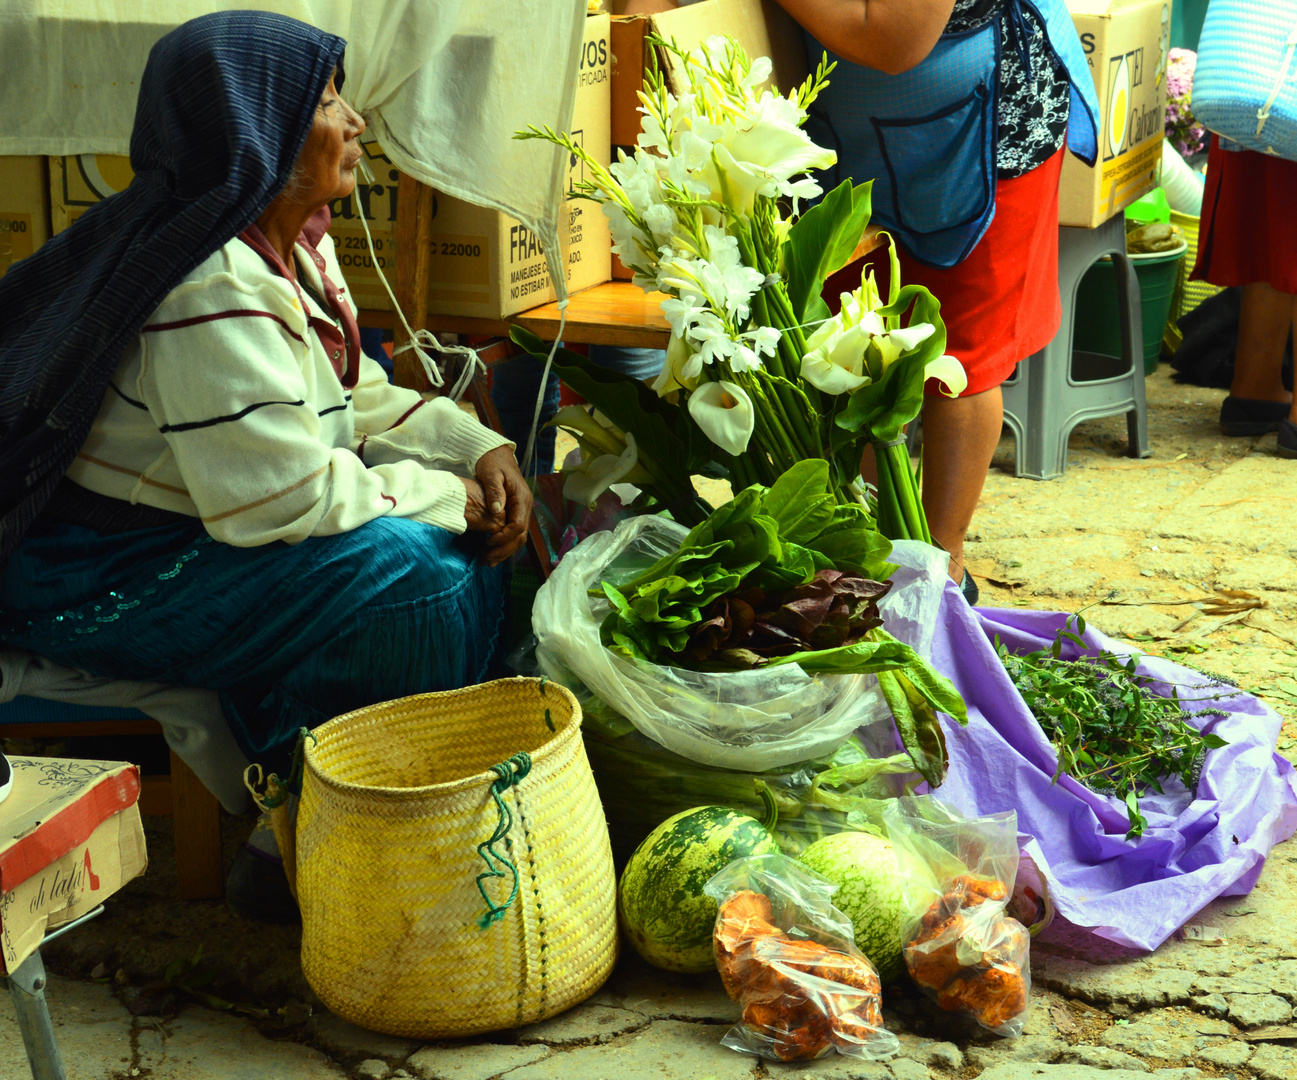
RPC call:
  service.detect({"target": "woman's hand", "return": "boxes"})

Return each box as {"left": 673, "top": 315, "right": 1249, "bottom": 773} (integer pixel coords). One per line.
{"left": 460, "top": 447, "right": 533, "bottom": 567}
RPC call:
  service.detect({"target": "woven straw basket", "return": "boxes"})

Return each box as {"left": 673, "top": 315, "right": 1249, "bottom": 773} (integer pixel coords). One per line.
{"left": 1163, "top": 210, "right": 1223, "bottom": 354}
{"left": 291, "top": 677, "right": 617, "bottom": 1038}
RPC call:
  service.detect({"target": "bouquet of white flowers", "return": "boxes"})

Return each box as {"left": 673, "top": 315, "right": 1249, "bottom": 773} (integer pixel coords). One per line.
{"left": 514, "top": 37, "right": 966, "bottom": 540}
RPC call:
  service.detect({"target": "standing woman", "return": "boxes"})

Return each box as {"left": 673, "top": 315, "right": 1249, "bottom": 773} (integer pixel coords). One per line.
{"left": 1192, "top": 140, "right": 1297, "bottom": 456}
{"left": 775, "top": 0, "right": 1099, "bottom": 601}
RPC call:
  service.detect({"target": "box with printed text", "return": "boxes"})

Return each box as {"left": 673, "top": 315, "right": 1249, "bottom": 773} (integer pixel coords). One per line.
{"left": 0, "top": 156, "right": 51, "bottom": 280}
{"left": 0, "top": 757, "right": 147, "bottom": 975}
{"left": 1060, "top": 0, "right": 1171, "bottom": 228}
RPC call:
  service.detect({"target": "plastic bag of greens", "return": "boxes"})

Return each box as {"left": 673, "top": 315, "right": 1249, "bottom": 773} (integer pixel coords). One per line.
{"left": 517, "top": 632, "right": 921, "bottom": 860}
{"left": 705, "top": 854, "right": 899, "bottom": 1063}
{"left": 532, "top": 514, "right": 949, "bottom": 772}
{"left": 883, "top": 797, "right": 1032, "bottom": 1037}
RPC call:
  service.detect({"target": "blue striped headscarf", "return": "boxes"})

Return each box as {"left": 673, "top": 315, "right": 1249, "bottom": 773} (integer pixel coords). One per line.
{"left": 0, "top": 11, "right": 346, "bottom": 564}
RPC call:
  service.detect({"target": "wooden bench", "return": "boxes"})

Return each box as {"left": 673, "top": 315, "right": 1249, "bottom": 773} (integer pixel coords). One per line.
{"left": 0, "top": 718, "right": 223, "bottom": 901}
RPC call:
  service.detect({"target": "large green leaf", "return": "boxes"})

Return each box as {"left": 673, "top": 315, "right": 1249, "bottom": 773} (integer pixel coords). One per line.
{"left": 783, "top": 180, "right": 874, "bottom": 323}
{"left": 763, "top": 635, "right": 918, "bottom": 674}
{"left": 510, "top": 325, "right": 709, "bottom": 476}
{"left": 805, "top": 527, "right": 895, "bottom": 582}
{"left": 760, "top": 459, "right": 835, "bottom": 545}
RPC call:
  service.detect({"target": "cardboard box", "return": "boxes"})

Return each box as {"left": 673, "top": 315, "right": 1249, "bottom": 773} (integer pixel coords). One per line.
{"left": 50, "top": 13, "right": 613, "bottom": 320}
{"left": 422, "top": 11, "right": 612, "bottom": 318}
{"left": 0, "top": 758, "right": 147, "bottom": 974}
{"left": 608, "top": 0, "right": 810, "bottom": 149}
{"left": 0, "top": 156, "right": 52, "bottom": 279}
{"left": 1059, "top": 0, "right": 1171, "bottom": 228}
{"left": 607, "top": 0, "right": 810, "bottom": 278}
{"left": 49, "top": 149, "right": 404, "bottom": 311}
{"left": 328, "top": 12, "right": 612, "bottom": 317}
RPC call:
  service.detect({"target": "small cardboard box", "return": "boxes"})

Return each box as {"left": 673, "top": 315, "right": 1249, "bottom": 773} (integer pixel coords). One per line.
{"left": 0, "top": 758, "right": 147, "bottom": 974}
{"left": 607, "top": 0, "right": 810, "bottom": 278}
{"left": 1059, "top": 0, "right": 1171, "bottom": 228}
{"left": 0, "top": 156, "right": 52, "bottom": 279}
{"left": 50, "top": 13, "right": 613, "bottom": 320}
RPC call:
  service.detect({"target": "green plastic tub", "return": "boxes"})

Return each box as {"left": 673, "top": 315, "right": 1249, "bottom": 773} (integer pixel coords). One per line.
{"left": 1073, "top": 242, "right": 1187, "bottom": 376}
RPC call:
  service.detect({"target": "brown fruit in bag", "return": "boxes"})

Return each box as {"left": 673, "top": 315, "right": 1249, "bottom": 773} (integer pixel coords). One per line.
{"left": 716, "top": 891, "right": 781, "bottom": 998}
{"left": 743, "top": 998, "right": 833, "bottom": 1061}
{"left": 714, "top": 889, "right": 889, "bottom": 1059}
{"left": 905, "top": 912, "right": 967, "bottom": 990}
{"left": 937, "top": 964, "right": 1027, "bottom": 1030}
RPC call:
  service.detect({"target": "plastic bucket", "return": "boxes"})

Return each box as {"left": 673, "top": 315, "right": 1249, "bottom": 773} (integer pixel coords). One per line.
{"left": 1072, "top": 241, "right": 1187, "bottom": 376}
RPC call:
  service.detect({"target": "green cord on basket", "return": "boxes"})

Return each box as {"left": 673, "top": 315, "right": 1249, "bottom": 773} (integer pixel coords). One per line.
{"left": 260, "top": 727, "right": 317, "bottom": 810}
{"left": 475, "top": 751, "right": 533, "bottom": 929}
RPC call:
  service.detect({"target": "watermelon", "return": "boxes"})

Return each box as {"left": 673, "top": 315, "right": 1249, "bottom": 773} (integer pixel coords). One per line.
{"left": 797, "top": 831, "right": 905, "bottom": 982}
{"left": 617, "top": 805, "right": 780, "bottom": 973}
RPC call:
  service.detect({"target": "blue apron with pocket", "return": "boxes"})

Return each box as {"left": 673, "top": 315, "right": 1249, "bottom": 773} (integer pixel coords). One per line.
{"left": 804, "top": 0, "right": 1099, "bottom": 268}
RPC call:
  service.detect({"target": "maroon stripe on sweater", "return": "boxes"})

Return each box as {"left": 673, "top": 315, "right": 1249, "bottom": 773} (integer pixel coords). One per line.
{"left": 388, "top": 400, "right": 427, "bottom": 432}
{"left": 143, "top": 309, "right": 306, "bottom": 344}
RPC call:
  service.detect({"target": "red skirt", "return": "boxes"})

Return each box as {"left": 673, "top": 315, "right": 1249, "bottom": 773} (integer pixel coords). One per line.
{"left": 825, "top": 147, "right": 1065, "bottom": 397}
{"left": 1192, "top": 136, "right": 1297, "bottom": 294}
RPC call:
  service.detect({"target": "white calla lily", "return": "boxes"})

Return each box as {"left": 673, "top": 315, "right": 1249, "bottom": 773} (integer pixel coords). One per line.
{"left": 925, "top": 354, "right": 968, "bottom": 397}
{"left": 652, "top": 333, "right": 700, "bottom": 396}
{"left": 722, "top": 111, "right": 837, "bottom": 186}
{"left": 561, "top": 433, "right": 651, "bottom": 508}
{"left": 872, "top": 322, "right": 936, "bottom": 368}
{"left": 688, "top": 379, "right": 754, "bottom": 456}
{"left": 551, "top": 405, "right": 624, "bottom": 457}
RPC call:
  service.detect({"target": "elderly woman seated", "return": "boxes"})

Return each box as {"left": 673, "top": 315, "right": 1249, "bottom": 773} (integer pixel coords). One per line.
{"left": 0, "top": 12, "right": 531, "bottom": 906}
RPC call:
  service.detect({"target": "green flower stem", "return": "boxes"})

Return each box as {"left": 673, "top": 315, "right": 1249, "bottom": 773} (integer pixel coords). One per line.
{"left": 747, "top": 392, "right": 797, "bottom": 475}
{"left": 745, "top": 290, "right": 820, "bottom": 459}
{"left": 872, "top": 440, "right": 931, "bottom": 544}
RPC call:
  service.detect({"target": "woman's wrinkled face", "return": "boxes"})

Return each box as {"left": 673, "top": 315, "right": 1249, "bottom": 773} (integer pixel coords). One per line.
{"left": 292, "top": 71, "right": 365, "bottom": 207}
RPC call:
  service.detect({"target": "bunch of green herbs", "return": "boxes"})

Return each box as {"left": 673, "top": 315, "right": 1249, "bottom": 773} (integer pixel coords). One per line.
{"left": 597, "top": 459, "right": 967, "bottom": 786}
{"left": 997, "top": 614, "right": 1232, "bottom": 838}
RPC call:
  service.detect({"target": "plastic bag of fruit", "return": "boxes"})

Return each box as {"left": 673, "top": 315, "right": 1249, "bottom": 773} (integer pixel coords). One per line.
{"left": 882, "top": 796, "right": 1031, "bottom": 1036}
{"left": 703, "top": 853, "right": 899, "bottom": 1063}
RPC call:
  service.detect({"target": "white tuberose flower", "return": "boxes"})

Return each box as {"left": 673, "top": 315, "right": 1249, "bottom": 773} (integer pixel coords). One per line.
{"left": 688, "top": 380, "right": 754, "bottom": 456}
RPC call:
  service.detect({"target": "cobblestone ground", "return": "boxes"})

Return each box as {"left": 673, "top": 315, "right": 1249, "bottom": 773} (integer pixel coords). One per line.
{"left": 3, "top": 367, "right": 1295, "bottom": 1080}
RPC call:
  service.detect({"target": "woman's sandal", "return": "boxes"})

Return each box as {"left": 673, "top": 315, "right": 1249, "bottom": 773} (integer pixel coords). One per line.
{"left": 1220, "top": 396, "right": 1293, "bottom": 436}
{"left": 1279, "top": 419, "right": 1297, "bottom": 459}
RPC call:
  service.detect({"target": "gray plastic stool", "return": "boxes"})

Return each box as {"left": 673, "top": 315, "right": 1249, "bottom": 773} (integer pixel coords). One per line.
{"left": 905, "top": 213, "right": 1151, "bottom": 479}
{"left": 1001, "top": 213, "right": 1151, "bottom": 478}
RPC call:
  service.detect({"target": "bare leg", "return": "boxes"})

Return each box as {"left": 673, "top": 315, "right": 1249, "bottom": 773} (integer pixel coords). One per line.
{"left": 919, "top": 386, "right": 1005, "bottom": 583}
{"left": 1231, "top": 281, "right": 1295, "bottom": 404}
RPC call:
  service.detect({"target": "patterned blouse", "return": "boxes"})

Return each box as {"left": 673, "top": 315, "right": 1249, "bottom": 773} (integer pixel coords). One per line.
{"left": 947, "top": 0, "right": 1072, "bottom": 179}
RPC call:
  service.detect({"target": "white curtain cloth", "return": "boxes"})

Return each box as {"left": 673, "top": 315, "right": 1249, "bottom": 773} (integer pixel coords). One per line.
{"left": 0, "top": 0, "right": 584, "bottom": 284}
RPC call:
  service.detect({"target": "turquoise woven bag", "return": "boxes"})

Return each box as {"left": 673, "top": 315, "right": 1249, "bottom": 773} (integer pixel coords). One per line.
{"left": 1194, "top": 1, "right": 1297, "bottom": 160}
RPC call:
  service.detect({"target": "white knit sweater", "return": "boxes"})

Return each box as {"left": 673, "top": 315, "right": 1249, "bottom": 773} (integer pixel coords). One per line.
{"left": 66, "top": 231, "right": 510, "bottom": 546}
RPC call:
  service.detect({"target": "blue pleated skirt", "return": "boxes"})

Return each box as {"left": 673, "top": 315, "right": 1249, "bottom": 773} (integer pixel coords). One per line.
{"left": 0, "top": 516, "right": 508, "bottom": 771}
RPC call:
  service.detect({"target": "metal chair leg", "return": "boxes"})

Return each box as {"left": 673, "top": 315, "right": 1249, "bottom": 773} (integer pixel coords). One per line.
{"left": 4, "top": 950, "right": 66, "bottom": 1080}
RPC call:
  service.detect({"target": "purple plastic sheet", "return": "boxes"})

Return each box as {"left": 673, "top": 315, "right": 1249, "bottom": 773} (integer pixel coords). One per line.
{"left": 925, "top": 582, "right": 1297, "bottom": 951}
